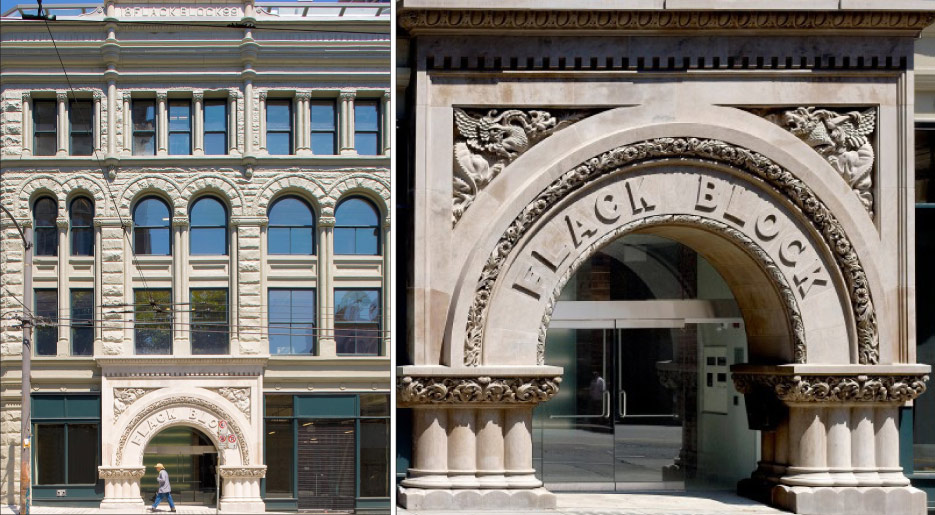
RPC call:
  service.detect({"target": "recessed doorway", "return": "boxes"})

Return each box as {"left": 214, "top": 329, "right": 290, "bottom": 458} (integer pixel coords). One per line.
{"left": 143, "top": 426, "right": 218, "bottom": 506}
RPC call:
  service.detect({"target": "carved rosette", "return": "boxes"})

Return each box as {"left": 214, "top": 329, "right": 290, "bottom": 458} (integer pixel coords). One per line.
{"left": 397, "top": 375, "right": 561, "bottom": 406}
{"left": 463, "top": 137, "right": 880, "bottom": 367}
{"left": 761, "top": 106, "right": 876, "bottom": 215}
{"left": 113, "top": 387, "right": 159, "bottom": 418}
{"left": 452, "top": 108, "right": 592, "bottom": 224}
{"left": 98, "top": 466, "right": 145, "bottom": 480}
{"left": 218, "top": 465, "right": 267, "bottom": 478}
{"left": 207, "top": 386, "right": 251, "bottom": 419}
{"left": 732, "top": 373, "right": 929, "bottom": 403}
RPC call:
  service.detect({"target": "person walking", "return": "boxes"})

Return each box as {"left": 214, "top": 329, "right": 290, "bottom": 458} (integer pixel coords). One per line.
{"left": 150, "top": 463, "right": 176, "bottom": 512}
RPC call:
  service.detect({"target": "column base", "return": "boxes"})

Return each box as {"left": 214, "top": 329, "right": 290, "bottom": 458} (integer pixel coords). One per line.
{"left": 99, "top": 498, "right": 145, "bottom": 510}
{"left": 218, "top": 499, "right": 266, "bottom": 513}
{"left": 772, "top": 485, "right": 926, "bottom": 515}
{"left": 398, "top": 486, "right": 556, "bottom": 510}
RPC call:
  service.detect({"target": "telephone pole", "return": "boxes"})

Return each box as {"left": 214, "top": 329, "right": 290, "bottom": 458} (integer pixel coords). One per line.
{"left": 0, "top": 204, "right": 33, "bottom": 515}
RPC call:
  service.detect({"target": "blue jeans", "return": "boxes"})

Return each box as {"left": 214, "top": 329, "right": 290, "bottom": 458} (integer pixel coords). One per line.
{"left": 152, "top": 492, "right": 175, "bottom": 510}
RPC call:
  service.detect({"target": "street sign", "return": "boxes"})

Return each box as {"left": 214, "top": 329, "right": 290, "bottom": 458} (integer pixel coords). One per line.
{"left": 217, "top": 420, "right": 236, "bottom": 450}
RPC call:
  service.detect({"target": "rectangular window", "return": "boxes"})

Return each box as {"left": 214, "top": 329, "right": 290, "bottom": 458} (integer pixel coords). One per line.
{"left": 35, "top": 289, "right": 57, "bottom": 356}
{"left": 191, "top": 288, "right": 228, "bottom": 354}
{"left": 359, "top": 419, "right": 389, "bottom": 497}
{"left": 168, "top": 100, "right": 191, "bottom": 155}
{"left": 354, "top": 100, "right": 380, "bottom": 156}
{"left": 310, "top": 100, "right": 336, "bottom": 155}
{"left": 334, "top": 288, "right": 380, "bottom": 355}
{"left": 914, "top": 125, "right": 935, "bottom": 473}
{"left": 132, "top": 100, "right": 156, "bottom": 156}
{"left": 134, "top": 289, "right": 172, "bottom": 355}
{"left": 68, "top": 100, "right": 93, "bottom": 156}
{"left": 204, "top": 100, "right": 228, "bottom": 155}
{"left": 33, "top": 100, "right": 57, "bottom": 156}
{"left": 70, "top": 289, "right": 93, "bottom": 356}
{"left": 268, "top": 289, "right": 316, "bottom": 354}
{"left": 33, "top": 395, "right": 101, "bottom": 487}
{"left": 267, "top": 99, "right": 293, "bottom": 155}
{"left": 264, "top": 419, "right": 294, "bottom": 497}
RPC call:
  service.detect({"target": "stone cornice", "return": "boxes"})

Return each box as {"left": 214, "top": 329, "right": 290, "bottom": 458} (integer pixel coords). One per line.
{"left": 399, "top": 9, "right": 935, "bottom": 35}
{"left": 397, "top": 375, "right": 562, "bottom": 406}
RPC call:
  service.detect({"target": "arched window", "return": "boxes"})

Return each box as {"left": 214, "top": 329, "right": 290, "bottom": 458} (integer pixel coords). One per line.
{"left": 33, "top": 196, "right": 58, "bottom": 256}
{"left": 69, "top": 197, "right": 94, "bottom": 256}
{"left": 190, "top": 197, "right": 228, "bottom": 255}
{"left": 335, "top": 197, "right": 380, "bottom": 255}
{"left": 268, "top": 196, "right": 314, "bottom": 255}
{"left": 133, "top": 196, "right": 171, "bottom": 255}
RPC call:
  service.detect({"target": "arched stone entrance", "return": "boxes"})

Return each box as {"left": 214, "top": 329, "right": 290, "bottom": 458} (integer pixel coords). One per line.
{"left": 398, "top": 106, "right": 930, "bottom": 513}
{"left": 99, "top": 388, "right": 265, "bottom": 512}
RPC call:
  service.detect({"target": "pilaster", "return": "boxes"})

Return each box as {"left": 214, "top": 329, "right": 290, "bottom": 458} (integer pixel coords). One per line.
{"left": 339, "top": 89, "right": 356, "bottom": 155}
{"left": 317, "top": 215, "right": 335, "bottom": 356}
{"left": 21, "top": 92, "right": 32, "bottom": 156}
{"left": 193, "top": 91, "right": 204, "bottom": 156}
{"left": 156, "top": 91, "right": 167, "bottom": 155}
{"left": 56, "top": 92, "right": 68, "bottom": 156}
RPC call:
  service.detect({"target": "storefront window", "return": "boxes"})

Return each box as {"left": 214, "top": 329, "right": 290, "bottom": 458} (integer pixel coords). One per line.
{"left": 264, "top": 419, "right": 294, "bottom": 497}
{"left": 914, "top": 126, "right": 935, "bottom": 473}
{"left": 32, "top": 395, "right": 101, "bottom": 490}
{"left": 359, "top": 418, "right": 389, "bottom": 497}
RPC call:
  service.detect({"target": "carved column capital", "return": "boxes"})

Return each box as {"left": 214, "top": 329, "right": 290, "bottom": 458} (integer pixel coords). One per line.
{"left": 22, "top": 91, "right": 31, "bottom": 101}
{"left": 122, "top": 92, "right": 132, "bottom": 102}
{"left": 192, "top": 91, "right": 204, "bottom": 102}
{"left": 339, "top": 89, "right": 356, "bottom": 101}
{"left": 56, "top": 218, "right": 69, "bottom": 229}
{"left": 258, "top": 90, "right": 267, "bottom": 101}
{"left": 397, "top": 375, "right": 562, "bottom": 407}
{"left": 731, "top": 366, "right": 929, "bottom": 404}
{"left": 218, "top": 465, "right": 267, "bottom": 478}
{"left": 98, "top": 466, "right": 145, "bottom": 480}
{"left": 93, "top": 90, "right": 104, "bottom": 100}
{"left": 156, "top": 91, "right": 167, "bottom": 102}
{"left": 56, "top": 91, "right": 69, "bottom": 102}
{"left": 295, "top": 91, "right": 312, "bottom": 101}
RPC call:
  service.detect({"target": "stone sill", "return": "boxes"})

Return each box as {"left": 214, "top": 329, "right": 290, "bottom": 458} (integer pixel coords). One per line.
{"left": 398, "top": 364, "right": 564, "bottom": 377}
{"left": 731, "top": 363, "right": 931, "bottom": 375}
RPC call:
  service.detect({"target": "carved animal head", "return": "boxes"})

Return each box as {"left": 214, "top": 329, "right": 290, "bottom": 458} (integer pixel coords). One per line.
{"left": 782, "top": 107, "right": 833, "bottom": 149}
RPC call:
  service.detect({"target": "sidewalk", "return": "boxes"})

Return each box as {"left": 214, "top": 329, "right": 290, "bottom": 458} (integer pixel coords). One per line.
{"left": 398, "top": 491, "right": 785, "bottom": 515}
{"left": 1, "top": 506, "right": 294, "bottom": 515}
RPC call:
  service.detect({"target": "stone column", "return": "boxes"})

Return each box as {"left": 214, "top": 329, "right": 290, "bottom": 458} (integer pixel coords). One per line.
{"left": 257, "top": 91, "right": 267, "bottom": 152}
{"left": 732, "top": 364, "right": 930, "bottom": 515}
{"left": 21, "top": 92, "right": 32, "bottom": 156}
{"left": 93, "top": 91, "right": 103, "bottom": 154}
{"left": 56, "top": 217, "right": 68, "bottom": 355}
{"left": 56, "top": 91, "right": 68, "bottom": 156}
{"left": 193, "top": 91, "right": 204, "bottom": 156}
{"left": 317, "top": 214, "right": 335, "bottom": 356}
{"left": 296, "top": 91, "right": 311, "bottom": 155}
{"left": 339, "top": 89, "right": 356, "bottom": 155}
{"left": 217, "top": 465, "right": 266, "bottom": 513}
{"left": 122, "top": 92, "right": 131, "bottom": 154}
{"left": 381, "top": 90, "right": 391, "bottom": 155}
{"left": 98, "top": 467, "right": 145, "bottom": 509}
{"left": 156, "top": 91, "right": 167, "bottom": 155}
{"left": 397, "top": 370, "right": 562, "bottom": 510}
{"left": 228, "top": 90, "right": 239, "bottom": 155}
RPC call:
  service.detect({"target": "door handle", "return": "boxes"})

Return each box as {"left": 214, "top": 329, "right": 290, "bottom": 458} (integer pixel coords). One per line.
{"left": 603, "top": 390, "right": 611, "bottom": 419}
{"left": 619, "top": 389, "right": 626, "bottom": 418}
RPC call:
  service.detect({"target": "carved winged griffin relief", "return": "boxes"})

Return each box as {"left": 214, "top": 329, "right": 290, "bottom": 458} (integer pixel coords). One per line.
{"left": 452, "top": 108, "right": 590, "bottom": 224}
{"left": 767, "top": 107, "right": 876, "bottom": 216}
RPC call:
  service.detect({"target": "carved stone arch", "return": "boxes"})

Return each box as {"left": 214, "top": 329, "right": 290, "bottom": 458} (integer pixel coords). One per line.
{"left": 17, "top": 175, "right": 64, "bottom": 218}
{"left": 328, "top": 173, "right": 391, "bottom": 217}
{"left": 118, "top": 175, "right": 183, "bottom": 217}
{"left": 255, "top": 174, "right": 327, "bottom": 217}
{"left": 112, "top": 391, "right": 252, "bottom": 467}
{"left": 179, "top": 174, "right": 245, "bottom": 217}
{"left": 61, "top": 176, "right": 109, "bottom": 217}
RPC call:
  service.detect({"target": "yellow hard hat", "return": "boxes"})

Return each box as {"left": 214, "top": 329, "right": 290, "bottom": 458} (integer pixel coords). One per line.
{"left": 155, "top": 463, "right": 164, "bottom": 470}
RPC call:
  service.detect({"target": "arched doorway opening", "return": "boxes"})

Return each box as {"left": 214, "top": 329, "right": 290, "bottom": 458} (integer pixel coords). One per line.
{"left": 533, "top": 233, "right": 758, "bottom": 491}
{"left": 142, "top": 426, "right": 219, "bottom": 506}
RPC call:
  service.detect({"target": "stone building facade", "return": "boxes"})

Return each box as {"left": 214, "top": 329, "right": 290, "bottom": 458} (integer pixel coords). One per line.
{"left": 396, "top": 2, "right": 933, "bottom": 514}
{"left": 0, "top": 0, "right": 391, "bottom": 512}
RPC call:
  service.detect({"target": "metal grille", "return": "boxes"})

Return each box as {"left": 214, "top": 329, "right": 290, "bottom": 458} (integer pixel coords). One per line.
{"left": 297, "top": 419, "right": 355, "bottom": 512}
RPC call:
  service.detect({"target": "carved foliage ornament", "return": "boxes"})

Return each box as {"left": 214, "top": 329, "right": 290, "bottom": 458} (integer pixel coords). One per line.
{"left": 113, "top": 387, "right": 159, "bottom": 418}
{"left": 452, "top": 108, "right": 591, "bottom": 224}
{"left": 98, "top": 467, "right": 145, "bottom": 480}
{"left": 732, "top": 374, "right": 929, "bottom": 403}
{"left": 765, "top": 107, "right": 875, "bottom": 215}
{"left": 207, "top": 387, "right": 251, "bottom": 419}
{"left": 397, "top": 376, "right": 561, "bottom": 406}
{"left": 537, "top": 214, "right": 808, "bottom": 365}
{"left": 218, "top": 466, "right": 267, "bottom": 478}
{"left": 400, "top": 10, "right": 935, "bottom": 33}
{"left": 464, "top": 137, "right": 879, "bottom": 367}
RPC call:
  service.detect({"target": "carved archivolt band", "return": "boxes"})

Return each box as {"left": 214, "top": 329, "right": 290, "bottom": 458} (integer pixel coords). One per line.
{"left": 397, "top": 376, "right": 561, "bottom": 406}
{"left": 538, "top": 214, "right": 808, "bottom": 365}
{"left": 98, "top": 467, "right": 145, "bottom": 480}
{"left": 732, "top": 373, "right": 929, "bottom": 403}
{"left": 115, "top": 396, "right": 249, "bottom": 466}
{"left": 401, "top": 10, "right": 935, "bottom": 33}
{"left": 463, "top": 137, "right": 879, "bottom": 367}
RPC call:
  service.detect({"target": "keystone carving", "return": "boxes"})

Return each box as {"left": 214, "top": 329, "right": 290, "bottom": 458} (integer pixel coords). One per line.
{"left": 767, "top": 107, "right": 876, "bottom": 215}
{"left": 452, "top": 108, "right": 590, "bottom": 224}
{"left": 732, "top": 373, "right": 929, "bottom": 403}
{"left": 397, "top": 375, "right": 561, "bottom": 406}
{"left": 113, "top": 387, "right": 159, "bottom": 418}
{"left": 463, "top": 137, "right": 879, "bottom": 367}
{"left": 207, "top": 387, "right": 251, "bottom": 419}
